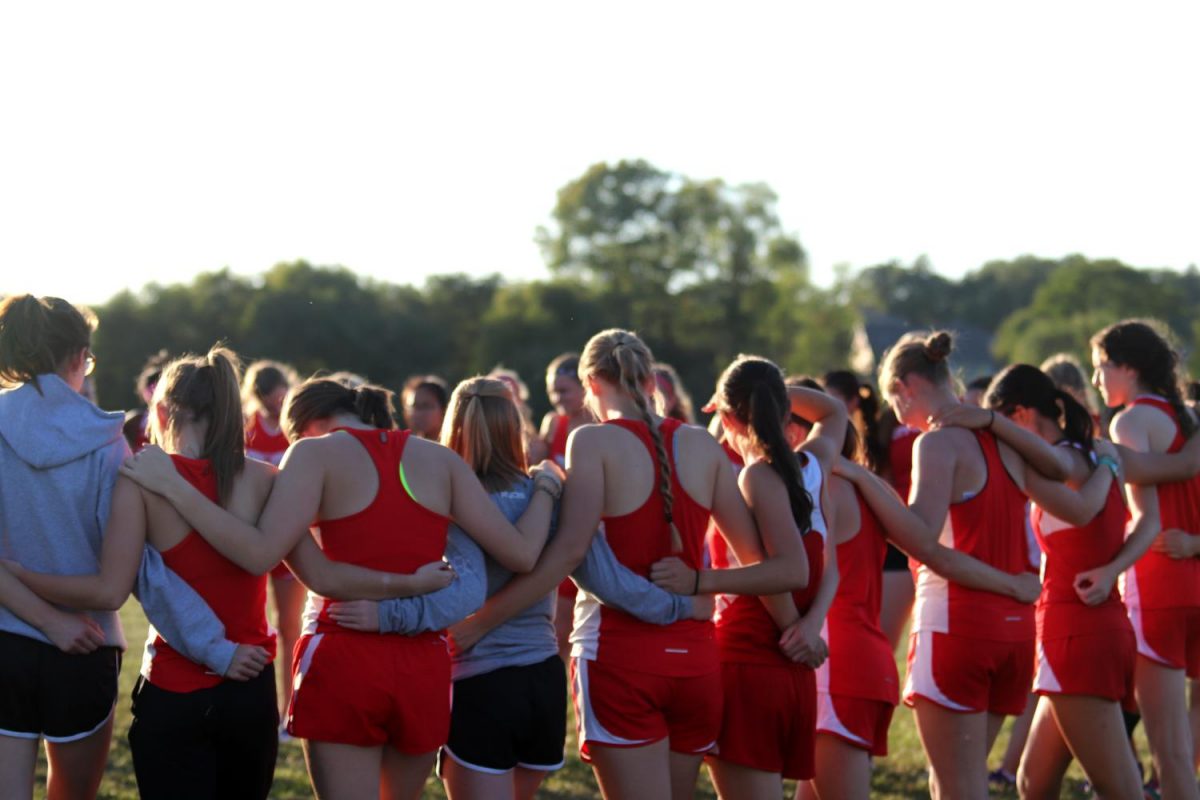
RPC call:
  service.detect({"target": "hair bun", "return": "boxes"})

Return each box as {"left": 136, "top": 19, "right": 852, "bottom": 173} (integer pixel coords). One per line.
{"left": 924, "top": 331, "right": 954, "bottom": 362}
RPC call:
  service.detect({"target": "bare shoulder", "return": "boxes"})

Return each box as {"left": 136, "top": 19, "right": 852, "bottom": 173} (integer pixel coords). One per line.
{"left": 739, "top": 460, "right": 784, "bottom": 495}
{"left": 241, "top": 456, "right": 278, "bottom": 490}
{"left": 567, "top": 422, "right": 608, "bottom": 450}
{"left": 674, "top": 422, "right": 722, "bottom": 457}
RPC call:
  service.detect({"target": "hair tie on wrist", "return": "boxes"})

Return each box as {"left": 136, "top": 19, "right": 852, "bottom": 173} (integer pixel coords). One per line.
{"left": 988, "top": 409, "right": 996, "bottom": 429}
{"left": 692, "top": 568, "right": 701, "bottom": 596}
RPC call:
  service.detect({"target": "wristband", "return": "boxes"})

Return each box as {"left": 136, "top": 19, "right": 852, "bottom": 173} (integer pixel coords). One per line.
{"left": 988, "top": 409, "right": 996, "bottom": 429}
{"left": 692, "top": 568, "right": 701, "bottom": 596}
{"left": 533, "top": 475, "right": 562, "bottom": 501}
{"left": 1096, "top": 454, "right": 1120, "bottom": 479}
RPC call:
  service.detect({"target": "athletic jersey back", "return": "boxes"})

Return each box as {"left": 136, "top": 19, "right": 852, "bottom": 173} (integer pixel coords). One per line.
{"left": 1032, "top": 469, "right": 1129, "bottom": 640}
{"left": 548, "top": 414, "right": 570, "bottom": 468}
{"left": 245, "top": 412, "right": 289, "bottom": 466}
{"left": 302, "top": 428, "right": 450, "bottom": 639}
{"left": 819, "top": 489, "right": 898, "bottom": 703}
{"left": 142, "top": 455, "right": 276, "bottom": 692}
{"left": 714, "top": 454, "right": 828, "bottom": 666}
{"left": 911, "top": 429, "right": 1034, "bottom": 642}
{"left": 570, "top": 418, "right": 714, "bottom": 676}
{"left": 1124, "top": 396, "right": 1200, "bottom": 610}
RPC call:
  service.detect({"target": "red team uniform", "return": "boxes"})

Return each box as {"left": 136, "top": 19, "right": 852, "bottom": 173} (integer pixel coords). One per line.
{"left": 708, "top": 454, "right": 828, "bottom": 780}
{"left": 815, "top": 490, "right": 899, "bottom": 756}
{"left": 1030, "top": 447, "right": 1135, "bottom": 701}
{"left": 287, "top": 428, "right": 452, "bottom": 752}
{"left": 1123, "top": 396, "right": 1200, "bottom": 676}
{"left": 905, "top": 430, "right": 1036, "bottom": 715}
{"left": 570, "top": 418, "right": 720, "bottom": 760}
{"left": 144, "top": 456, "right": 277, "bottom": 690}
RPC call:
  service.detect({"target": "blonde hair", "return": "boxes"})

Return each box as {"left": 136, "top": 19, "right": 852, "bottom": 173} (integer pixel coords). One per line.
{"left": 580, "top": 329, "right": 682, "bottom": 552}
{"left": 441, "top": 377, "right": 528, "bottom": 493}
{"left": 879, "top": 330, "right": 954, "bottom": 402}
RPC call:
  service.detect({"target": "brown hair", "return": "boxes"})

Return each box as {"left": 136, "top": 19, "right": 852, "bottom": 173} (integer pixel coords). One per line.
{"left": 283, "top": 378, "right": 396, "bottom": 442}
{"left": 653, "top": 362, "right": 696, "bottom": 424}
{"left": 441, "top": 377, "right": 528, "bottom": 492}
{"left": 1091, "top": 319, "right": 1195, "bottom": 438}
{"left": 152, "top": 346, "right": 246, "bottom": 506}
{"left": 722, "top": 358, "right": 814, "bottom": 533}
{"left": 879, "top": 330, "right": 955, "bottom": 401}
{"left": 242, "top": 360, "right": 297, "bottom": 411}
{"left": 0, "top": 295, "right": 96, "bottom": 391}
{"left": 580, "top": 329, "right": 682, "bottom": 552}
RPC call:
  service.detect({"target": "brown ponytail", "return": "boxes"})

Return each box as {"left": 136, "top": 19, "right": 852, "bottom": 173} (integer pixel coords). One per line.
{"left": 581, "top": 329, "right": 683, "bottom": 552}
{"left": 155, "top": 346, "right": 246, "bottom": 506}
{"left": 879, "top": 329, "right": 956, "bottom": 402}
{"left": 283, "top": 377, "right": 397, "bottom": 442}
{"left": 732, "top": 361, "right": 814, "bottom": 532}
{"left": 0, "top": 295, "right": 95, "bottom": 391}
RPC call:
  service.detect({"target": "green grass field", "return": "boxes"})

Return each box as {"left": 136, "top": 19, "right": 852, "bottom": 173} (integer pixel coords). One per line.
{"left": 33, "top": 602, "right": 1102, "bottom": 798}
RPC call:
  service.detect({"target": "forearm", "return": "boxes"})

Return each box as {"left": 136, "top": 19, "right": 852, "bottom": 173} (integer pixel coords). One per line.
{"left": 0, "top": 565, "right": 65, "bottom": 630}
{"left": 799, "top": 567, "right": 838, "bottom": 629}
{"left": 293, "top": 556, "right": 424, "bottom": 601}
{"left": 136, "top": 546, "right": 236, "bottom": 675}
{"left": 573, "top": 533, "right": 692, "bottom": 625}
{"left": 989, "top": 414, "right": 1070, "bottom": 481}
{"left": 699, "top": 553, "right": 805, "bottom": 596}
{"left": 758, "top": 592, "right": 801, "bottom": 630}
{"left": 925, "top": 546, "right": 1024, "bottom": 598}
{"left": 469, "top": 541, "right": 580, "bottom": 640}
{"left": 16, "top": 571, "right": 124, "bottom": 611}
{"left": 378, "top": 530, "right": 486, "bottom": 634}
{"left": 1117, "top": 441, "right": 1200, "bottom": 485}
{"left": 163, "top": 477, "right": 280, "bottom": 574}
{"left": 1105, "top": 515, "right": 1168, "bottom": 576}
{"left": 511, "top": 489, "right": 555, "bottom": 572}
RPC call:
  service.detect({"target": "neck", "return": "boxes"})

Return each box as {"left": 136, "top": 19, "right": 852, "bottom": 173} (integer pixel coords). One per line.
{"left": 917, "top": 387, "right": 960, "bottom": 431}
{"left": 330, "top": 411, "right": 372, "bottom": 431}
{"left": 173, "top": 424, "right": 206, "bottom": 458}
{"left": 599, "top": 393, "right": 653, "bottom": 422}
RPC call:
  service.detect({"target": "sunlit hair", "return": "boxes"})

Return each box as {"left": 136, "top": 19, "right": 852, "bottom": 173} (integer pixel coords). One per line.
{"left": 985, "top": 364, "right": 1094, "bottom": 457}
{"left": 241, "top": 360, "right": 297, "bottom": 417}
{"left": 0, "top": 295, "right": 96, "bottom": 391}
{"left": 282, "top": 378, "right": 396, "bottom": 442}
{"left": 489, "top": 365, "right": 530, "bottom": 403}
{"left": 1091, "top": 319, "right": 1195, "bottom": 438}
{"left": 653, "top": 362, "right": 695, "bottom": 424}
{"left": 150, "top": 345, "right": 246, "bottom": 506}
{"left": 719, "top": 358, "right": 813, "bottom": 534}
{"left": 580, "top": 329, "right": 682, "bottom": 551}
{"left": 440, "top": 377, "right": 528, "bottom": 493}
{"left": 879, "top": 330, "right": 955, "bottom": 402}
{"left": 402, "top": 374, "right": 449, "bottom": 410}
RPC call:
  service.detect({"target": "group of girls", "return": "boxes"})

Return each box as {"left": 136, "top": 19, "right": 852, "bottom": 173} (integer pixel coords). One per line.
{"left": 5, "top": 291, "right": 1200, "bottom": 800}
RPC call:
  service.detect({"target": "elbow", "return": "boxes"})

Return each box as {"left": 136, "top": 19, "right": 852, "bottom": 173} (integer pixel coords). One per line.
{"left": 96, "top": 590, "right": 129, "bottom": 612}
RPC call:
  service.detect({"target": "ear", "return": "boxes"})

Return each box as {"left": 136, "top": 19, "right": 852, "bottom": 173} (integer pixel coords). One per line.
{"left": 154, "top": 402, "right": 170, "bottom": 434}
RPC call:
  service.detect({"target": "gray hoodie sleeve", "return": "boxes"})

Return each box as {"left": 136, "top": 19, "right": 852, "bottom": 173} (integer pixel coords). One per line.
{"left": 135, "top": 546, "right": 237, "bottom": 676}
{"left": 572, "top": 529, "right": 693, "bottom": 624}
{"left": 377, "top": 528, "right": 487, "bottom": 634}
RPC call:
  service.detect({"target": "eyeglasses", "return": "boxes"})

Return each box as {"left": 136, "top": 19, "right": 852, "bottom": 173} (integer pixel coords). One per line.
{"left": 84, "top": 350, "right": 97, "bottom": 377}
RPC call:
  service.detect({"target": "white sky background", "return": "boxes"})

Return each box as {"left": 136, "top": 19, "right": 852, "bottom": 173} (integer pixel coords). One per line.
{"left": 1, "top": 2, "right": 1197, "bottom": 305}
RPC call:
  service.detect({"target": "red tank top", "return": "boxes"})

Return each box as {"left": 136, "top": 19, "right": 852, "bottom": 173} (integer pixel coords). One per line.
{"left": 715, "top": 454, "right": 827, "bottom": 666}
{"left": 548, "top": 414, "right": 570, "bottom": 467}
{"left": 571, "top": 418, "right": 715, "bottom": 676}
{"left": 889, "top": 426, "right": 919, "bottom": 503}
{"left": 245, "top": 413, "right": 289, "bottom": 466}
{"left": 1124, "top": 397, "right": 1200, "bottom": 610}
{"left": 1032, "top": 472, "right": 1130, "bottom": 640}
{"left": 820, "top": 489, "right": 898, "bottom": 703}
{"left": 143, "top": 456, "right": 275, "bottom": 692}
{"left": 302, "top": 428, "right": 450, "bottom": 639}
{"left": 912, "top": 430, "right": 1035, "bottom": 642}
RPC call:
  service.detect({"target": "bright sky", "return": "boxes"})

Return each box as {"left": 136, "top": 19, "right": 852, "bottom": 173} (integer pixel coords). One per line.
{"left": 2, "top": 2, "right": 1198, "bottom": 306}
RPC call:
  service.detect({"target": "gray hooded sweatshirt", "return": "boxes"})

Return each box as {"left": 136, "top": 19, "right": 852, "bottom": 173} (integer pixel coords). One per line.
{"left": 0, "top": 375, "right": 236, "bottom": 674}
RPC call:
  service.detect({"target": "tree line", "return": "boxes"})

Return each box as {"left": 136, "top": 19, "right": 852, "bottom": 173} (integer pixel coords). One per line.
{"left": 84, "top": 160, "right": 1199, "bottom": 417}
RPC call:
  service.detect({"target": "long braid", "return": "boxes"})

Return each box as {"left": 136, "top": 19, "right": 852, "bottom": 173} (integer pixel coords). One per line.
{"left": 614, "top": 341, "right": 683, "bottom": 553}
